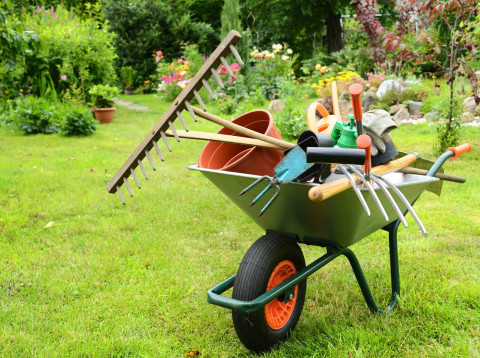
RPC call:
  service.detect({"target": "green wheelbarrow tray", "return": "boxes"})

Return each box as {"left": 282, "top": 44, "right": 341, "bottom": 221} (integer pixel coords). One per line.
{"left": 189, "top": 166, "right": 437, "bottom": 248}
{"left": 189, "top": 164, "right": 439, "bottom": 314}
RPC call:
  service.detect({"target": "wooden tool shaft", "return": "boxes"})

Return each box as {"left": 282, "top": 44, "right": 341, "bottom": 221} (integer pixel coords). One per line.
{"left": 398, "top": 167, "right": 466, "bottom": 183}
{"left": 164, "top": 130, "right": 284, "bottom": 150}
{"left": 191, "top": 106, "right": 294, "bottom": 149}
{"left": 309, "top": 153, "right": 419, "bottom": 202}
{"left": 331, "top": 81, "right": 341, "bottom": 120}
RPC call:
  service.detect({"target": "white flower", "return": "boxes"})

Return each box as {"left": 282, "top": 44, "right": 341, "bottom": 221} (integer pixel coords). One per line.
{"left": 272, "top": 43, "right": 283, "bottom": 51}
{"left": 282, "top": 55, "right": 290, "bottom": 61}
{"left": 286, "top": 48, "right": 292, "bottom": 54}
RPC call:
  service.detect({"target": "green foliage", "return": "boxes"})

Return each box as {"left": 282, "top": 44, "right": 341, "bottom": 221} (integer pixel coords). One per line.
{"left": 328, "top": 47, "right": 375, "bottom": 78}
{"left": 103, "top": 0, "right": 217, "bottom": 82}
{"left": 61, "top": 107, "right": 97, "bottom": 136}
{"left": 88, "top": 85, "right": 119, "bottom": 108}
{"left": 433, "top": 96, "right": 463, "bottom": 154}
{"left": 12, "top": 96, "right": 60, "bottom": 134}
{"left": 1, "top": 5, "right": 117, "bottom": 104}
{"left": 121, "top": 66, "right": 137, "bottom": 88}
{"left": 0, "top": 6, "right": 38, "bottom": 100}
{"left": 378, "top": 87, "right": 422, "bottom": 106}
{"left": 274, "top": 97, "right": 307, "bottom": 140}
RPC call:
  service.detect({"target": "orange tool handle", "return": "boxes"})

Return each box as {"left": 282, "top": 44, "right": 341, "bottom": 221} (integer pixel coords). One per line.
{"left": 309, "top": 153, "right": 419, "bottom": 202}
{"left": 349, "top": 84, "right": 363, "bottom": 121}
{"left": 446, "top": 143, "right": 472, "bottom": 160}
{"left": 356, "top": 134, "right": 371, "bottom": 177}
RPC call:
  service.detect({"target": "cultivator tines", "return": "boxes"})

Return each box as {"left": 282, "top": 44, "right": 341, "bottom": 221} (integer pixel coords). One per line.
{"left": 106, "top": 30, "right": 243, "bottom": 203}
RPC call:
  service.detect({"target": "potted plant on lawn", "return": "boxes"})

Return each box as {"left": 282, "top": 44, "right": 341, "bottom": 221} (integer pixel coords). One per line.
{"left": 121, "top": 66, "right": 137, "bottom": 95}
{"left": 89, "top": 84, "right": 120, "bottom": 123}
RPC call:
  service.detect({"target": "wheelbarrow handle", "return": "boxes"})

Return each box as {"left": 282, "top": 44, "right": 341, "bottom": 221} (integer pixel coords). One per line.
{"left": 446, "top": 143, "right": 472, "bottom": 160}
{"left": 426, "top": 142, "right": 472, "bottom": 178}
{"left": 309, "top": 153, "right": 419, "bottom": 202}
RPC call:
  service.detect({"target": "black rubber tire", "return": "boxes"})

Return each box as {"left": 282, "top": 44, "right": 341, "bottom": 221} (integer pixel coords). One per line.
{"left": 232, "top": 233, "right": 306, "bottom": 352}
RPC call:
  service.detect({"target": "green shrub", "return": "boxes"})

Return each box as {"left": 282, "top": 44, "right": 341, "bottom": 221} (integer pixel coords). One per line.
{"left": 88, "top": 85, "right": 119, "bottom": 108}
{"left": 16, "top": 5, "right": 116, "bottom": 103}
{"left": 273, "top": 97, "right": 307, "bottom": 140}
{"left": 121, "top": 66, "right": 137, "bottom": 89}
{"left": 12, "top": 96, "right": 60, "bottom": 134}
{"left": 103, "top": 0, "right": 217, "bottom": 82}
{"left": 61, "top": 107, "right": 97, "bottom": 136}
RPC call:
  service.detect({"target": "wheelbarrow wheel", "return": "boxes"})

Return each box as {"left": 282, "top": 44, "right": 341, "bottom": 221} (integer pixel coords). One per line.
{"left": 232, "top": 233, "right": 306, "bottom": 352}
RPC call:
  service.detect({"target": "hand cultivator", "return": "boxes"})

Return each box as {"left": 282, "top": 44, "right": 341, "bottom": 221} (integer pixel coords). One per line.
{"left": 107, "top": 31, "right": 473, "bottom": 353}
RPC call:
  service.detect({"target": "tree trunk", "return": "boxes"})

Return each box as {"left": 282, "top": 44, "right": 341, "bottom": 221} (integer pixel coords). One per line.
{"left": 326, "top": 12, "right": 343, "bottom": 53}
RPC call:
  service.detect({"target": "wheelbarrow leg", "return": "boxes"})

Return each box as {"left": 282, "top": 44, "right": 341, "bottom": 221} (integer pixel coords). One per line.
{"left": 340, "top": 219, "right": 402, "bottom": 313}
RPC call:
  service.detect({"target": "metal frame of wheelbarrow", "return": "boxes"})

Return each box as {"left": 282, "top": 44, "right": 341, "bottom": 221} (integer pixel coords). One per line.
{"left": 207, "top": 147, "right": 461, "bottom": 315}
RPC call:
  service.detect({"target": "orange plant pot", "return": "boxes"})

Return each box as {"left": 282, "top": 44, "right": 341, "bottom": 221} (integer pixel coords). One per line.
{"left": 198, "top": 110, "right": 284, "bottom": 176}
{"left": 93, "top": 107, "right": 116, "bottom": 123}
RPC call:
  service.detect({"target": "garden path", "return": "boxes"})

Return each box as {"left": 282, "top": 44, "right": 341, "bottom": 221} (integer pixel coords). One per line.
{"left": 114, "top": 99, "right": 150, "bottom": 111}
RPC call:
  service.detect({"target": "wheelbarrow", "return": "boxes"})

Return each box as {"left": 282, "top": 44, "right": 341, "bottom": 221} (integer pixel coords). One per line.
{"left": 189, "top": 143, "right": 471, "bottom": 353}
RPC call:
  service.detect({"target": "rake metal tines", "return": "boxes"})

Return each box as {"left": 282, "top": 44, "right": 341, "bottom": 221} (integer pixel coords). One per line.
{"left": 107, "top": 30, "right": 244, "bottom": 204}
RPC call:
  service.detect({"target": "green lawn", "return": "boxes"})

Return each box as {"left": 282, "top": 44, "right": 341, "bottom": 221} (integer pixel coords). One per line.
{"left": 1, "top": 94, "right": 479, "bottom": 357}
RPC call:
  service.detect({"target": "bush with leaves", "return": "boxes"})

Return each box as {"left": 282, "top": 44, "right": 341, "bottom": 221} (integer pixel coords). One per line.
{"left": 88, "top": 85, "right": 119, "bottom": 108}
{"left": 103, "top": 0, "right": 217, "bottom": 82}
{"left": 12, "top": 96, "right": 60, "bottom": 134}
{"left": 17, "top": 5, "right": 117, "bottom": 104}
{"left": 61, "top": 107, "right": 97, "bottom": 136}
{"left": 273, "top": 97, "right": 307, "bottom": 140}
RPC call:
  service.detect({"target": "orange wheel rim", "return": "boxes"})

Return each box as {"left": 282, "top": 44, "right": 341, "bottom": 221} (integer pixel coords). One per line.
{"left": 265, "top": 260, "right": 298, "bottom": 330}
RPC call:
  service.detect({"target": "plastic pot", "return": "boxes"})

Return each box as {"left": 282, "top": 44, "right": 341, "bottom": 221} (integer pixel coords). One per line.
{"left": 198, "top": 110, "right": 284, "bottom": 176}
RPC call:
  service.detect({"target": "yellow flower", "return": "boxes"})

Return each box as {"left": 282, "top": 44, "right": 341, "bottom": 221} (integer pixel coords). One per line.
{"left": 315, "top": 64, "right": 322, "bottom": 71}
{"left": 4, "top": 90, "right": 8, "bottom": 94}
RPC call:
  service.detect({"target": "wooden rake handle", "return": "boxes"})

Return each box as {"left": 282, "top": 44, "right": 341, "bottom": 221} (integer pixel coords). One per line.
{"left": 165, "top": 130, "right": 284, "bottom": 150}
{"left": 308, "top": 153, "right": 419, "bottom": 202}
{"left": 191, "top": 106, "right": 294, "bottom": 150}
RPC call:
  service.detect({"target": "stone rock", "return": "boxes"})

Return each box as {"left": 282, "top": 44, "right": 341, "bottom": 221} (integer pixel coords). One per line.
{"left": 338, "top": 99, "right": 353, "bottom": 121}
{"left": 339, "top": 90, "right": 350, "bottom": 101}
{"left": 376, "top": 79, "right": 406, "bottom": 101}
{"left": 408, "top": 100, "right": 423, "bottom": 116}
{"left": 464, "top": 96, "right": 476, "bottom": 113}
{"left": 361, "top": 92, "right": 377, "bottom": 112}
{"left": 392, "top": 107, "right": 410, "bottom": 123}
{"left": 425, "top": 111, "right": 439, "bottom": 122}
{"left": 417, "top": 117, "right": 427, "bottom": 124}
{"left": 268, "top": 99, "right": 285, "bottom": 113}
{"left": 475, "top": 105, "right": 480, "bottom": 114}
{"left": 461, "top": 112, "right": 475, "bottom": 123}
{"left": 389, "top": 104, "right": 407, "bottom": 115}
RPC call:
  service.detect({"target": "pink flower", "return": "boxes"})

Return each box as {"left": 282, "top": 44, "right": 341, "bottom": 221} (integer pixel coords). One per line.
{"left": 156, "top": 50, "right": 163, "bottom": 56}
{"left": 220, "top": 99, "right": 224, "bottom": 103}
{"left": 218, "top": 65, "right": 228, "bottom": 75}
{"left": 229, "top": 76, "right": 238, "bottom": 83}
{"left": 230, "top": 63, "right": 240, "bottom": 73}
{"left": 218, "top": 92, "right": 224, "bottom": 97}
{"left": 177, "top": 58, "right": 183, "bottom": 64}
{"left": 60, "top": 74, "right": 67, "bottom": 81}
{"left": 155, "top": 56, "right": 160, "bottom": 62}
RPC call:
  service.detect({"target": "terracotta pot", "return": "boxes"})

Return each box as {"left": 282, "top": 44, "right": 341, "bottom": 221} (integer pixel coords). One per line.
{"left": 198, "top": 110, "right": 284, "bottom": 176}
{"left": 93, "top": 107, "right": 116, "bottom": 123}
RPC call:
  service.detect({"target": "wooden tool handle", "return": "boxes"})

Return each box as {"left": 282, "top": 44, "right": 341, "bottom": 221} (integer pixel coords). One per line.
{"left": 309, "top": 153, "right": 419, "bottom": 202}
{"left": 191, "top": 106, "right": 294, "bottom": 149}
{"left": 164, "top": 130, "right": 284, "bottom": 149}
{"left": 331, "top": 81, "right": 341, "bottom": 120}
{"left": 398, "top": 167, "right": 466, "bottom": 183}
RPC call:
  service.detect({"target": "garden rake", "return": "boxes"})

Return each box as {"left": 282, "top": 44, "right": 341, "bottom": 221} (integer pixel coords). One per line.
{"left": 106, "top": 30, "right": 248, "bottom": 204}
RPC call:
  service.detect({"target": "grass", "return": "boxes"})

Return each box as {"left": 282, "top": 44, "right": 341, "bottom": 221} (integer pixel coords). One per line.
{"left": 0, "top": 93, "right": 479, "bottom": 357}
